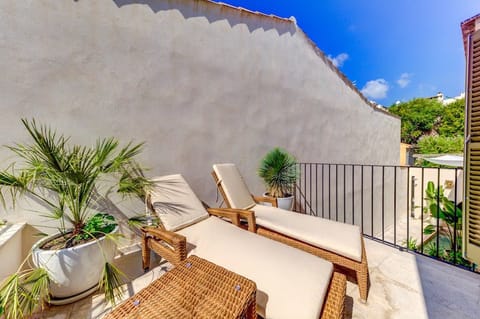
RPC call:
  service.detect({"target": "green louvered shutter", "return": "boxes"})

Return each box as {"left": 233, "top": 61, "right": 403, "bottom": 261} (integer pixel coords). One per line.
{"left": 464, "top": 29, "right": 480, "bottom": 264}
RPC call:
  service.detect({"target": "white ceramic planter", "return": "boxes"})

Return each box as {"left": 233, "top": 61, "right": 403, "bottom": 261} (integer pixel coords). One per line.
{"left": 32, "top": 227, "right": 117, "bottom": 304}
{"left": 276, "top": 195, "right": 294, "bottom": 211}
{"left": 263, "top": 193, "right": 294, "bottom": 211}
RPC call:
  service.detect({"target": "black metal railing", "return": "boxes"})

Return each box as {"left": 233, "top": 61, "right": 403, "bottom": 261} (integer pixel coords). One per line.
{"left": 294, "top": 163, "right": 477, "bottom": 272}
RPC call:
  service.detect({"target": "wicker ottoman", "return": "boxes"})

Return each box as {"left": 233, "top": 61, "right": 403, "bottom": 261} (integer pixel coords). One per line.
{"left": 104, "top": 255, "right": 257, "bottom": 319}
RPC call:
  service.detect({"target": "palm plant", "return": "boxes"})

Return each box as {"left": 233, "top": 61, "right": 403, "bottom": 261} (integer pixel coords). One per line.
{"left": 0, "top": 119, "right": 151, "bottom": 318}
{"left": 423, "top": 181, "right": 462, "bottom": 252}
{"left": 258, "top": 148, "right": 297, "bottom": 198}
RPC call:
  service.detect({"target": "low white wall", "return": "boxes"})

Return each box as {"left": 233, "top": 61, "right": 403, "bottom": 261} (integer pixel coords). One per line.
{"left": 0, "top": 223, "right": 26, "bottom": 280}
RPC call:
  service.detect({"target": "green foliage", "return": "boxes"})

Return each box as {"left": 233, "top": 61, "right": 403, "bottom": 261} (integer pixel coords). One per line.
{"left": 127, "top": 214, "right": 160, "bottom": 229}
{"left": 415, "top": 135, "right": 464, "bottom": 167}
{"left": 389, "top": 98, "right": 443, "bottom": 144}
{"left": 423, "top": 181, "right": 462, "bottom": 238}
{"left": 0, "top": 119, "right": 151, "bottom": 317}
{"left": 98, "top": 262, "right": 126, "bottom": 305}
{"left": 423, "top": 241, "right": 437, "bottom": 256}
{"left": 402, "top": 237, "right": 418, "bottom": 251}
{"left": 422, "top": 237, "right": 472, "bottom": 268}
{"left": 77, "top": 213, "right": 117, "bottom": 241}
{"left": 438, "top": 98, "right": 465, "bottom": 136}
{"left": 422, "top": 181, "right": 470, "bottom": 267}
{"left": 0, "top": 119, "right": 150, "bottom": 238}
{"left": 423, "top": 224, "right": 436, "bottom": 235}
{"left": 389, "top": 97, "right": 465, "bottom": 145}
{"left": 444, "top": 250, "right": 471, "bottom": 267}
{"left": 416, "top": 135, "right": 464, "bottom": 154}
{"left": 0, "top": 268, "right": 49, "bottom": 319}
{"left": 258, "top": 148, "right": 297, "bottom": 198}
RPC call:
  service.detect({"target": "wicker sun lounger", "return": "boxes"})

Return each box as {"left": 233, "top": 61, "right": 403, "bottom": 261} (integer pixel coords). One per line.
{"left": 141, "top": 174, "right": 346, "bottom": 319}
{"left": 212, "top": 163, "right": 369, "bottom": 302}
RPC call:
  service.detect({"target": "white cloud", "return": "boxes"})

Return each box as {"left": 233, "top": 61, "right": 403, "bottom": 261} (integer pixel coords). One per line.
{"left": 361, "top": 79, "right": 389, "bottom": 100}
{"left": 397, "top": 73, "right": 411, "bottom": 88}
{"left": 328, "top": 53, "right": 349, "bottom": 68}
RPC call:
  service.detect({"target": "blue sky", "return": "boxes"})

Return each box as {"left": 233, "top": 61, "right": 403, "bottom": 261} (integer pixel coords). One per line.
{"left": 219, "top": 0, "right": 480, "bottom": 106}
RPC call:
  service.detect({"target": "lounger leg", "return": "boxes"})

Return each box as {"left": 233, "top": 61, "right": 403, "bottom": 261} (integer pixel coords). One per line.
{"left": 356, "top": 267, "right": 369, "bottom": 302}
{"left": 357, "top": 240, "right": 369, "bottom": 302}
{"left": 142, "top": 234, "right": 151, "bottom": 272}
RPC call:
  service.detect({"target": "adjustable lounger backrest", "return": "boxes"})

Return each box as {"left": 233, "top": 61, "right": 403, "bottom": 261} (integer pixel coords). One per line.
{"left": 212, "top": 163, "right": 256, "bottom": 210}
{"left": 148, "top": 174, "right": 209, "bottom": 231}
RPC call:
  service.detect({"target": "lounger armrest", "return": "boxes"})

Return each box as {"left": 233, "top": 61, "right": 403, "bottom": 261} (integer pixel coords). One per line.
{"left": 253, "top": 195, "right": 278, "bottom": 207}
{"left": 141, "top": 226, "right": 187, "bottom": 269}
{"left": 208, "top": 208, "right": 256, "bottom": 233}
{"left": 207, "top": 208, "right": 241, "bottom": 228}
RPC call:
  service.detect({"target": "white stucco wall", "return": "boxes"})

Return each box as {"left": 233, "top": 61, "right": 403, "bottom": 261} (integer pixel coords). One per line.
{"left": 0, "top": 0, "right": 399, "bottom": 229}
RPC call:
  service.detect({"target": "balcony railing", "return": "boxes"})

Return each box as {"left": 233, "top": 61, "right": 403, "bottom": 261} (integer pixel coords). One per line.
{"left": 294, "top": 163, "right": 477, "bottom": 272}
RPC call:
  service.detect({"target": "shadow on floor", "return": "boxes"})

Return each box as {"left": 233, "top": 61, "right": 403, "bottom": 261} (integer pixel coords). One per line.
{"left": 415, "top": 254, "right": 480, "bottom": 319}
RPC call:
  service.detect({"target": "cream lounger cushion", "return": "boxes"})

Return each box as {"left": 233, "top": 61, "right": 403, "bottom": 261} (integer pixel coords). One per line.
{"left": 178, "top": 216, "right": 333, "bottom": 319}
{"left": 213, "top": 163, "right": 256, "bottom": 209}
{"left": 213, "top": 163, "right": 363, "bottom": 262}
{"left": 149, "top": 175, "right": 209, "bottom": 231}
{"left": 253, "top": 204, "right": 363, "bottom": 262}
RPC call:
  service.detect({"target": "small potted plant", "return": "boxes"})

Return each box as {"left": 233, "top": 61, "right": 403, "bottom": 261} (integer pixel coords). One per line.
{"left": 0, "top": 119, "right": 151, "bottom": 317}
{"left": 258, "top": 147, "right": 297, "bottom": 210}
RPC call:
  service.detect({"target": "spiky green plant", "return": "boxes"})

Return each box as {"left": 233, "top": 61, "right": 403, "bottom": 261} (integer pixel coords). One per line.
{"left": 0, "top": 119, "right": 152, "bottom": 317}
{"left": 0, "top": 119, "right": 151, "bottom": 240}
{"left": 98, "top": 262, "right": 126, "bottom": 305}
{"left": 0, "top": 262, "right": 50, "bottom": 319}
{"left": 258, "top": 148, "right": 297, "bottom": 198}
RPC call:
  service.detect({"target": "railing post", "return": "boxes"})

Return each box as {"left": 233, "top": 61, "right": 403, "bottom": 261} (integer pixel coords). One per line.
{"left": 328, "top": 164, "right": 331, "bottom": 220}
{"left": 382, "top": 166, "right": 385, "bottom": 241}
{"left": 406, "top": 166, "right": 410, "bottom": 250}
{"left": 421, "top": 168, "right": 424, "bottom": 253}
{"left": 436, "top": 168, "right": 440, "bottom": 257}
{"left": 361, "top": 166, "right": 364, "bottom": 233}
{"left": 309, "top": 163, "right": 312, "bottom": 216}
{"left": 336, "top": 164, "right": 339, "bottom": 222}
{"left": 315, "top": 164, "right": 318, "bottom": 217}
{"left": 321, "top": 164, "right": 324, "bottom": 218}
{"left": 394, "top": 166, "right": 397, "bottom": 245}
{"left": 352, "top": 165, "right": 355, "bottom": 225}
{"left": 371, "top": 165, "right": 374, "bottom": 237}
{"left": 454, "top": 168, "right": 458, "bottom": 265}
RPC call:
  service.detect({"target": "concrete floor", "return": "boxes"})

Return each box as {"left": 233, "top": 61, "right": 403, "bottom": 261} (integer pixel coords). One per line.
{"left": 34, "top": 238, "right": 480, "bottom": 319}
{"left": 346, "top": 239, "right": 480, "bottom": 319}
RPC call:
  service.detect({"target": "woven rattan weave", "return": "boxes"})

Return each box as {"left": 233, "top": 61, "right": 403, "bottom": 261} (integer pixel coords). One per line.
{"left": 104, "top": 255, "right": 257, "bottom": 319}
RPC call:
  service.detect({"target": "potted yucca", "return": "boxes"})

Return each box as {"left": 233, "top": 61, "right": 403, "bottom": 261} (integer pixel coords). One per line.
{"left": 258, "top": 148, "right": 297, "bottom": 210}
{"left": 0, "top": 119, "right": 151, "bottom": 318}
